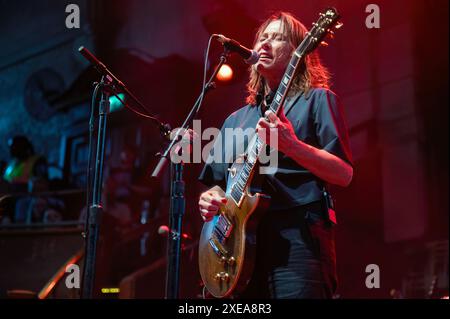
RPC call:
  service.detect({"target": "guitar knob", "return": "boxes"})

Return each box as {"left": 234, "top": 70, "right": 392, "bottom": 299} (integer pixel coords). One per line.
{"left": 214, "top": 272, "right": 230, "bottom": 281}
{"left": 220, "top": 256, "right": 227, "bottom": 264}
{"left": 228, "top": 256, "right": 236, "bottom": 266}
{"left": 221, "top": 272, "right": 230, "bottom": 282}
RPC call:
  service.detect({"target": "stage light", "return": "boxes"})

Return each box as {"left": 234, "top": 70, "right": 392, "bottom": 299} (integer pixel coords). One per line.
{"left": 216, "top": 64, "right": 233, "bottom": 82}
{"left": 109, "top": 93, "right": 125, "bottom": 112}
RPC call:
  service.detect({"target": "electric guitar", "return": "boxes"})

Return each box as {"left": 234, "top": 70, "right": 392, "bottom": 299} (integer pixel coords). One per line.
{"left": 199, "top": 8, "right": 342, "bottom": 298}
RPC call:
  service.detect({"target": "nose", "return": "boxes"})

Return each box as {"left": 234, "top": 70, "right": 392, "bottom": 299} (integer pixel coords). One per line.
{"left": 260, "top": 38, "right": 271, "bottom": 51}
{"left": 255, "top": 38, "right": 271, "bottom": 52}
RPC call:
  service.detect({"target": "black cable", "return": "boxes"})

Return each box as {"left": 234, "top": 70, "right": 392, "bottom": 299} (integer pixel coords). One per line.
{"left": 107, "top": 35, "right": 216, "bottom": 137}
{"left": 83, "top": 82, "right": 101, "bottom": 236}
{"left": 80, "top": 81, "right": 100, "bottom": 296}
{"left": 110, "top": 91, "right": 157, "bottom": 121}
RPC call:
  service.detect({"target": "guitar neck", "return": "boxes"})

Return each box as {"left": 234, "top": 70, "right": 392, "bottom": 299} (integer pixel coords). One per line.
{"left": 267, "top": 51, "right": 303, "bottom": 115}
{"left": 229, "top": 52, "right": 304, "bottom": 205}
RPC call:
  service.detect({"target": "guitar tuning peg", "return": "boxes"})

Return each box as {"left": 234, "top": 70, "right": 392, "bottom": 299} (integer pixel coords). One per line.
{"left": 320, "top": 41, "right": 329, "bottom": 47}
{"left": 335, "top": 22, "right": 343, "bottom": 29}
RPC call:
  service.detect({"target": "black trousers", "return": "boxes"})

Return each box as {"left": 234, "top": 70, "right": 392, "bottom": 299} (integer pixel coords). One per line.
{"left": 240, "top": 200, "right": 337, "bottom": 299}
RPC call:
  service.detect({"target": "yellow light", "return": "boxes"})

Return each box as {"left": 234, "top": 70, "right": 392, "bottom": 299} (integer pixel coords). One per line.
{"left": 216, "top": 64, "right": 233, "bottom": 82}
{"left": 101, "top": 288, "right": 120, "bottom": 294}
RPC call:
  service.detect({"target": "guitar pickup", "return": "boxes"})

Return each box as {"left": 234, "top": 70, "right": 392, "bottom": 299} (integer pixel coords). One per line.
{"left": 209, "top": 237, "right": 228, "bottom": 258}
{"left": 214, "top": 214, "right": 233, "bottom": 241}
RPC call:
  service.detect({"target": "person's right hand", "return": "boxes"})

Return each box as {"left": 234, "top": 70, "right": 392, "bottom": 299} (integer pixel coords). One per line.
{"left": 198, "top": 188, "right": 227, "bottom": 222}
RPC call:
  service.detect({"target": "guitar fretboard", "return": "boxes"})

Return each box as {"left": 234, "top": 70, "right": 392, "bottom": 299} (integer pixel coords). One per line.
{"left": 229, "top": 51, "right": 303, "bottom": 206}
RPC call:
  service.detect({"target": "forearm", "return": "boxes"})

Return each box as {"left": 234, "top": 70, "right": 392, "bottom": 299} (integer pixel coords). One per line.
{"left": 286, "top": 137, "right": 353, "bottom": 187}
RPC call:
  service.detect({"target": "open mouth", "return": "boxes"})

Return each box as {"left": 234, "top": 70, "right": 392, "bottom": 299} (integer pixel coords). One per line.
{"left": 259, "top": 54, "right": 272, "bottom": 61}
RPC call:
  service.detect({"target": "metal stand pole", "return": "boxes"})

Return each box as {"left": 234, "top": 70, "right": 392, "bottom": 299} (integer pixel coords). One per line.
{"left": 81, "top": 76, "right": 110, "bottom": 299}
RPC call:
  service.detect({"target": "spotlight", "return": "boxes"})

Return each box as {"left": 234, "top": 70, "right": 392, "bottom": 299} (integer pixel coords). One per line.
{"left": 216, "top": 64, "right": 233, "bottom": 82}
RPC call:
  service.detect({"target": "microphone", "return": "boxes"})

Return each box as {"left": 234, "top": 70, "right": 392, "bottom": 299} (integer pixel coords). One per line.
{"left": 215, "top": 34, "right": 259, "bottom": 64}
{"left": 78, "top": 46, "right": 124, "bottom": 87}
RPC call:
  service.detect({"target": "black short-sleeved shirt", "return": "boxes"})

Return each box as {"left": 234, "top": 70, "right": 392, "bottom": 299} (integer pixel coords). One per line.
{"left": 198, "top": 88, "right": 353, "bottom": 210}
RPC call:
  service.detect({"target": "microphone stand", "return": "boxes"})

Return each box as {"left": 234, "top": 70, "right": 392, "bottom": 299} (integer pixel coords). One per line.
{"left": 78, "top": 46, "right": 169, "bottom": 299}
{"left": 151, "top": 50, "right": 230, "bottom": 299}
{"left": 81, "top": 74, "right": 110, "bottom": 299}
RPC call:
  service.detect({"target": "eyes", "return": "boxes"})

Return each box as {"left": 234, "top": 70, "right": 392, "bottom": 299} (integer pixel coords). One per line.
{"left": 258, "top": 33, "right": 286, "bottom": 43}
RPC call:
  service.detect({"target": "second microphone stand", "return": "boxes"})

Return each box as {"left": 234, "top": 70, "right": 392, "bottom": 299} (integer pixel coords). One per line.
{"left": 152, "top": 50, "right": 230, "bottom": 299}
{"left": 78, "top": 46, "right": 170, "bottom": 299}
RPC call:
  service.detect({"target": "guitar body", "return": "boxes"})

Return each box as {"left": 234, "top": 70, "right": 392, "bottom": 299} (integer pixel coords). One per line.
{"left": 198, "top": 156, "right": 270, "bottom": 298}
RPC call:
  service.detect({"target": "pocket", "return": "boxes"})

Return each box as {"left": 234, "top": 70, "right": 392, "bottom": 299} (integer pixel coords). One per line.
{"left": 305, "top": 210, "right": 324, "bottom": 225}
{"left": 303, "top": 201, "right": 326, "bottom": 226}
{"left": 294, "top": 279, "right": 328, "bottom": 299}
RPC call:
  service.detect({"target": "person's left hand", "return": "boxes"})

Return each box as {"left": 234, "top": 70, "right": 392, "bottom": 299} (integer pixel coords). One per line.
{"left": 256, "top": 109, "right": 298, "bottom": 156}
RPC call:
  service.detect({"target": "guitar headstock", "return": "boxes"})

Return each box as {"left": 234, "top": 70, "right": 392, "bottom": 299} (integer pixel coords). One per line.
{"left": 298, "top": 7, "right": 342, "bottom": 54}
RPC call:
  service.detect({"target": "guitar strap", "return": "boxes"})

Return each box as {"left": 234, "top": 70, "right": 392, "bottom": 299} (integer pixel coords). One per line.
{"left": 321, "top": 184, "right": 337, "bottom": 225}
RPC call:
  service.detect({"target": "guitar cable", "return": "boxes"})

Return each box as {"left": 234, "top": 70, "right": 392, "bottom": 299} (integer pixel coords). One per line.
{"left": 202, "top": 285, "right": 207, "bottom": 299}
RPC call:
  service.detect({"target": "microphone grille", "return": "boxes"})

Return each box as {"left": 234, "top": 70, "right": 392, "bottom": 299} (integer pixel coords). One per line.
{"left": 245, "top": 50, "right": 260, "bottom": 65}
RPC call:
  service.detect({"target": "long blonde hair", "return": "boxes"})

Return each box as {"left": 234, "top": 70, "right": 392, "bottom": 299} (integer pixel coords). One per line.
{"left": 246, "top": 12, "right": 330, "bottom": 105}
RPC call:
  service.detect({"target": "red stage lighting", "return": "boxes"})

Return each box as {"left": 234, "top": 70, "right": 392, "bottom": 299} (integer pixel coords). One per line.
{"left": 216, "top": 64, "right": 233, "bottom": 82}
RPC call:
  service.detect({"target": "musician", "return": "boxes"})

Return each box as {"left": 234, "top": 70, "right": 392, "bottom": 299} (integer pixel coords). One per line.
{"left": 198, "top": 12, "right": 353, "bottom": 298}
